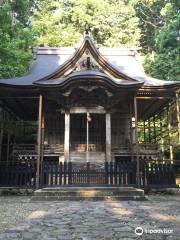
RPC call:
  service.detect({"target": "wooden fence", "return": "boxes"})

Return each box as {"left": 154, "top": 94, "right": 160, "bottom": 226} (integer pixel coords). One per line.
{"left": 0, "top": 163, "right": 36, "bottom": 188}
{"left": 41, "top": 161, "right": 176, "bottom": 187}
{"left": 140, "top": 161, "right": 176, "bottom": 186}
{"left": 41, "top": 161, "right": 137, "bottom": 186}
{"left": 0, "top": 161, "right": 176, "bottom": 188}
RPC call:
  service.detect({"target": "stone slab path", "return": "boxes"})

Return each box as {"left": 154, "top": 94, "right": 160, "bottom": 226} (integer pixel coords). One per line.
{"left": 0, "top": 195, "right": 179, "bottom": 239}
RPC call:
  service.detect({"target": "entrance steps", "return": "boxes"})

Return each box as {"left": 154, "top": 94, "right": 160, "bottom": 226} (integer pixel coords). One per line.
{"left": 31, "top": 186, "right": 146, "bottom": 201}
{"left": 70, "top": 152, "right": 105, "bottom": 165}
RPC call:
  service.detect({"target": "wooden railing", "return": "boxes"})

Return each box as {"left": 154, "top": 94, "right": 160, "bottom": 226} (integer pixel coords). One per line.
{"left": 11, "top": 143, "right": 161, "bottom": 159}
{"left": 139, "top": 160, "right": 176, "bottom": 186}
{"left": 112, "top": 143, "right": 161, "bottom": 156}
{"left": 139, "top": 143, "right": 159, "bottom": 150}
{"left": 0, "top": 163, "right": 36, "bottom": 188}
{"left": 41, "top": 161, "right": 137, "bottom": 186}
{"left": 44, "top": 144, "right": 64, "bottom": 155}
{"left": 0, "top": 160, "right": 176, "bottom": 188}
{"left": 41, "top": 161, "right": 176, "bottom": 187}
{"left": 12, "top": 144, "right": 37, "bottom": 153}
{"left": 138, "top": 143, "right": 161, "bottom": 156}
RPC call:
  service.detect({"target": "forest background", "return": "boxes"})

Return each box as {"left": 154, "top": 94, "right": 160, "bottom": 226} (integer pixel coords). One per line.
{"left": 0, "top": 0, "right": 179, "bottom": 81}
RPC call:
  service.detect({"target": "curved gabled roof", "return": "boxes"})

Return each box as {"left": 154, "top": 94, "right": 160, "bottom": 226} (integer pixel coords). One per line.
{"left": 34, "top": 70, "right": 142, "bottom": 88}
{"left": 0, "top": 54, "right": 69, "bottom": 87}
{"left": 0, "top": 34, "right": 179, "bottom": 89}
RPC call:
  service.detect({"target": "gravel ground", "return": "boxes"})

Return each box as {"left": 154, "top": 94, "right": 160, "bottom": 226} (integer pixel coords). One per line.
{"left": 0, "top": 195, "right": 179, "bottom": 239}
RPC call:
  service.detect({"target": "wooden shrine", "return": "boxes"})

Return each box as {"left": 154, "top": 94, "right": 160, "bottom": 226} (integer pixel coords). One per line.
{"left": 0, "top": 32, "right": 179, "bottom": 188}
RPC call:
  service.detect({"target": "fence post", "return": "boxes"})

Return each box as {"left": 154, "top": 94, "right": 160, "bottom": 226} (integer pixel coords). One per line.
{"left": 50, "top": 162, "right": 53, "bottom": 185}
{"left": 87, "top": 162, "right": 90, "bottom": 184}
{"left": 105, "top": 161, "right": 109, "bottom": 184}
{"left": 68, "top": 161, "right": 72, "bottom": 185}
{"left": 114, "top": 162, "right": 117, "bottom": 185}
{"left": 171, "top": 163, "right": 176, "bottom": 185}
{"left": 110, "top": 161, "right": 113, "bottom": 185}
{"left": 59, "top": 162, "right": 62, "bottom": 185}
{"left": 64, "top": 161, "right": 67, "bottom": 185}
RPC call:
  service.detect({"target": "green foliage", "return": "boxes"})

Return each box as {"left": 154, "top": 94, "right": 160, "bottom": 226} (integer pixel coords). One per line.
{"left": 134, "top": 0, "right": 166, "bottom": 53}
{"left": 33, "top": 0, "right": 140, "bottom": 47}
{"left": 143, "top": 1, "right": 180, "bottom": 80}
{"left": 0, "top": 0, "right": 35, "bottom": 78}
{"left": 0, "top": 0, "right": 179, "bottom": 81}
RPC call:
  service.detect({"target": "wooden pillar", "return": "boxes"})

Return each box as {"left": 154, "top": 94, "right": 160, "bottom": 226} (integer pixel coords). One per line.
{"left": 153, "top": 115, "right": 156, "bottom": 143}
{"left": 36, "top": 95, "right": 43, "bottom": 189}
{"left": 0, "top": 107, "right": 4, "bottom": 163}
{"left": 175, "top": 92, "right": 180, "bottom": 145}
{"left": 40, "top": 111, "right": 45, "bottom": 176}
{"left": 148, "top": 119, "right": 151, "bottom": 143}
{"left": 167, "top": 105, "right": 173, "bottom": 161}
{"left": 64, "top": 110, "right": 70, "bottom": 162}
{"left": 143, "top": 121, "right": 146, "bottom": 142}
{"left": 134, "top": 97, "right": 138, "bottom": 145}
{"left": 6, "top": 131, "right": 10, "bottom": 166}
{"left": 134, "top": 96, "right": 140, "bottom": 187}
{"left": 106, "top": 112, "right": 111, "bottom": 162}
{"left": 130, "top": 100, "right": 134, "bottom": 162}
{"left": 159, "top": 113, "right": 165, "bottom": 160}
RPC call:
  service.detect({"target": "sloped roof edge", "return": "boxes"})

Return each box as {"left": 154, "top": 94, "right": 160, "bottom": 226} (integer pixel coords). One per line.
{"left": 0, "top": 34, "right": 179, "bottom": 89}
{"left": 34, "top": 70, "right": 143, "bottom": 88}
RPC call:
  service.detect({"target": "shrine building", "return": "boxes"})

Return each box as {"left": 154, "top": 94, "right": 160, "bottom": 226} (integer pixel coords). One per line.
{"left": 0, "top": 32, "right": 179, "bottom": 188}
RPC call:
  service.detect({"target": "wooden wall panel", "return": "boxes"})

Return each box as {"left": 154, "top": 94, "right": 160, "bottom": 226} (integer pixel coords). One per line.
{"left": 44, "top": 110, "right": 64, "bottom": 146}
{"left": 111, "top": 113, "right": 131, "bottom": 148}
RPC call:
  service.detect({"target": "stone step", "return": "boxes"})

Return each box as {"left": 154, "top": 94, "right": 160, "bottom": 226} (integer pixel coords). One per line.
{"left": 31, "top": 195, "right": 146, "bottom": 201}
{"left": 31, "top": 187, "right": 146, "bottom": 201}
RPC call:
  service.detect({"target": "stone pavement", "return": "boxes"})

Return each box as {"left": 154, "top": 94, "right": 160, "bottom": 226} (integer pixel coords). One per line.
{"left": 0, "top": 195, "right": 179, "bottom": 240}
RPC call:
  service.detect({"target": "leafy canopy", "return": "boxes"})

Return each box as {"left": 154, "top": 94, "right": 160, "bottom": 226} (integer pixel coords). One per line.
{"left": 0, "top": 0, "right": 35, "bottom": 78}
{"left": 143, "top": 1, "right": 180, "bottom": 80}
{"left": 0, "top": 0, "right": 179, "bottom": 81}
{"left": 33, "top": 0, "right": 140, "bottom": 47}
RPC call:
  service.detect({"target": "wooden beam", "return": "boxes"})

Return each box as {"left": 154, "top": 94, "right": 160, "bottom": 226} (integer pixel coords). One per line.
{"left": 159, "top": 113, "right": 165, "bottom": 160}
{"left": 134, "top": 97, "right": 138, "bottom": 142}
{"left": 134, "top": 96, "right": 140, "bottom": 187}
{"left": 6, "top": 131, "right": 10, "bottom": 166}
{"left": 175, "top": 92, "right": 180, "bottom": 145}
{"left": 167, "top": 106, "right": 173, "bottom": 161}
{"left": 106, "top": 112, "right": 111, "bottom": 162}
{"left": 130, "top": 99, "right": 134, "bottom": 162}
{"left": 36, "top": 95, "right": 43, "bottom": 189}
{"left": 143, "top": 121, "right": 146, "bottom": 142}
{"left": 40, "top": 110, "right": 45, "bottom": 180}
{"left": 136, "top": 96, "right": 171, "bottom": 99}
{"left": 64, "top": 111, "right": 70, "bottom": 162}
{"left": 64, "top": 107, "right": 106, "bottom": 114}
{"left": 0, "top": 107, "right": 4, "bottom": 163}
{"left": 148, "top": 119, "right": 151, "bottom": 143}
{"left": 153, "top": 116, "right": 156, "bottom": 143}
